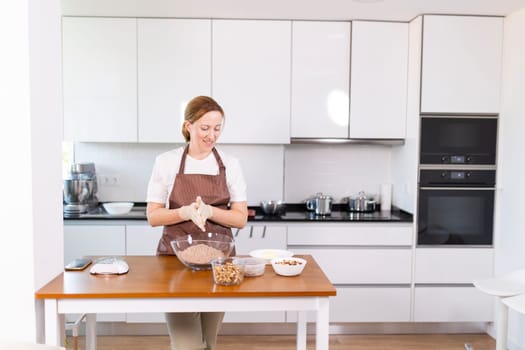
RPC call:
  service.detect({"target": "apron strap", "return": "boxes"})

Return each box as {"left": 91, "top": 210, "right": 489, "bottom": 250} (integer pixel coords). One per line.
{"left": 178, "top": 144, "right": 226, "bottom": 175}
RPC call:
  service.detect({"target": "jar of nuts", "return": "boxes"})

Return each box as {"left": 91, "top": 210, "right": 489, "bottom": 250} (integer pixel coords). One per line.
{"left": 211, "top": 257, "right": 245, "bottom": 286}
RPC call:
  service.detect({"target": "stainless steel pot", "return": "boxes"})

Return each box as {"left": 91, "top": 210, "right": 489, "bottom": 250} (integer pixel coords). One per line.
{"left": 346, "top": 191, "right": 377, "bottom": 212}
{"left": 306, "top": 193, "right": 333, "bottom": 216}
{"left": 63, "top": 179, "right": 94, "bottom": 205}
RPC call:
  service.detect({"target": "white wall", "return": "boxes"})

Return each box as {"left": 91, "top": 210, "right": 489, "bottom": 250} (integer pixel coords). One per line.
{"left": 497, "top": 8, "right": 525, "bottom": 350}
{"left": 0, "top": 0, "right": 63, "bottom": 343}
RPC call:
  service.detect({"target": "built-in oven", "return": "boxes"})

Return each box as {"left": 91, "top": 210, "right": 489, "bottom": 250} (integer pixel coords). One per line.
{"left": 420, "top": 116, "right": 498, "bottom": 165}
{"left": 417, "top": 169, "right": 496, "bottom": 246}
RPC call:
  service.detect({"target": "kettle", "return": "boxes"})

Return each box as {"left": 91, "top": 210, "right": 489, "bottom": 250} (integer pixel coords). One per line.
{"left": 306, "top": 193, "right": 333, "bottom": 216}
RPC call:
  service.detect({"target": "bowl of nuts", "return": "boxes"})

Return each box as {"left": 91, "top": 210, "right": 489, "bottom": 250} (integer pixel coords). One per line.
{"left": 271, "top": 257, "right": 307, "bottom": 277}
{"left": 171, "top": 233, "right": 234, "bottom": 271}
{"left": 211, "top": 257, "right": 246, "bottom": 286}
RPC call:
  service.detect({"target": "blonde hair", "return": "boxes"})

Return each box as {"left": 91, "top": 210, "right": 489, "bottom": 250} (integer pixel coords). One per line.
{"left": 182, "top": 96, "right": 224, "bottom": 142}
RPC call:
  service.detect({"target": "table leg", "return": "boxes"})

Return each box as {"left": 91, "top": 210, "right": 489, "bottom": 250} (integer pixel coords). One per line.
{"left": 315, "top": 298, "right": 329, "bottom": 350}
{"left": 496, "top": 298, "right": 509, "bottom": 350}
{"left": 44, "top": 299, "right": 60, "bottom": 346}
{"left": 85, "top": 313, "right": 97, "bottom": 350}
{"left": 296, "top": 311, "right": 307, "bottom": 350}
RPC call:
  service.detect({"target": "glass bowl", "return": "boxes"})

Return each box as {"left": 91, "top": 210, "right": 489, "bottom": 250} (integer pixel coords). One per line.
{"left": 234, "top": 257, "right": 266, "bottom": 277}
{"left": 170, "top": 232, "right": 234, "bottom": 270}
{"left": 211, "top": 257, "right": 246, "bottom": 285}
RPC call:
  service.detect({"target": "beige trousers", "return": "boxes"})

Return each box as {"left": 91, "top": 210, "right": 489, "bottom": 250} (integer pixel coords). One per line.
{"left": 165, "top": 312, "right": 224, "bottom": 350}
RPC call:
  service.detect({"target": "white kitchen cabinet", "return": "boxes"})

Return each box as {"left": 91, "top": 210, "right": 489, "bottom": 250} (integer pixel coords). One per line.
{"left": 414, "top": 248, "right": 494, "bottom": 284}
{"left": 420, "top": 15, "right": 503, "bottom": 114}
{"left": 414, "top": 286, "right": 493, "bottom": 322}
{"left": 126, "top": 224, "right": 163, "bottom": 255}
{"left": 287, "top": 223, "right": 412, "bottom": 322}
{"left": 288, "top": 286, "right": 411, "bottom": 323}
{"left": 349, "top": 21, "right": 409, "bottom": 139}
{"left": 290, "top": 21, "right": 351, "bottom": 139}
{"left": 224, "top": 224, "right": 287, "bottom": 323}
{"left": 64, "top": 224, "right": 127, "bottom": 322}
{"left": 138, "top": 19, "right": 211, "bottom": 143}
{"left": 212, "top": 20, "right": 291, "bottom": 144}
{"left": 62, "top": 17, "right": 137, "bottom": 142}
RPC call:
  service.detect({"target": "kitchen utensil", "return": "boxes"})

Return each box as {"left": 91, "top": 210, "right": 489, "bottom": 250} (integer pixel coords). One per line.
{"left": 260, "top": 200, "right": 285, "bottom": 215}
{"left": 305, "top": 193, "right": 333, "bottom": 216}
{"left": 63, "top": 179, "right": 94, "bottom": 207}
{"left": 171, "top": 232, "right": 234, "bottom": 270}
{"left": 346, "top": 191, "right": 377, "bottom": 212}
{"left": 271, "top": 257, "right": 307, "bottom": 277}
{"left": 102, "top": 202, "right": 134, "bottom": 215}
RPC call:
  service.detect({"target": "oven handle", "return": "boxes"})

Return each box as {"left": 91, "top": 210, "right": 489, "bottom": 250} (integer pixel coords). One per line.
{"left": 419, "top": 187, "right": 495, "bottom": 190}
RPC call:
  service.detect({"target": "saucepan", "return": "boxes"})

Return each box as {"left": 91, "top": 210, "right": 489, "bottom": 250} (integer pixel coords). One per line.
{"left": 344, "top": 191, "right": 378, "bottom": 212}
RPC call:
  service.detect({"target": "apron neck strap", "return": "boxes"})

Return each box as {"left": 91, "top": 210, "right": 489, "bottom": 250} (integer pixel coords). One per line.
{"left": 178, "top": 144, "right": 226, "bottom": 174}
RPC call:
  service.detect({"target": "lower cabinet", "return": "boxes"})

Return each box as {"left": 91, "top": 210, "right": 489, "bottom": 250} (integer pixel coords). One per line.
{"left": 287, "top": 286, "right": 411, "bottom": 323}
{"left": 413, "top": 248, "right": 495, "bottom": 322}
{"left": 414, "top": 286, "right": 493, "bottom": 322}
{"left": 287, "top": 223, "right": 413, "bottom": 323}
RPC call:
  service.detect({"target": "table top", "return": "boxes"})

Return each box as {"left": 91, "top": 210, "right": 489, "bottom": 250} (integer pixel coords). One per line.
{"left": 35, "top": 255, "right": 336, "bottom": 299}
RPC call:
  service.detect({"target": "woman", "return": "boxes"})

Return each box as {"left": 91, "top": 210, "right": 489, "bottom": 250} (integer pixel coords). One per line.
{"left": 146, "top": 95, "right": 248, "bottom": 350}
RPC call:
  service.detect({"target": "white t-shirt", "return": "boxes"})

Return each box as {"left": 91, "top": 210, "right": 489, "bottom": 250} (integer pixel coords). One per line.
{"left": 146, "top": 147, "right": 247, "bottom": 207}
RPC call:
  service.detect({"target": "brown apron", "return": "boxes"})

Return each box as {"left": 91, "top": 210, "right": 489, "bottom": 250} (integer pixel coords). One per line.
{"left": 157, "top": 145, "right": 233, "bottom": 255}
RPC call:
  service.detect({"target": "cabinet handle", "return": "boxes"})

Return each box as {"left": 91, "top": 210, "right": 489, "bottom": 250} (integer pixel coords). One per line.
{"left": 262, "top": 226, "right": 267, "bottom": 238}
{"left": 235, "top": 228, "right": 240, "bottom": 237}
{"left": 249, "top": 226, "right": 254, "bottom": 238}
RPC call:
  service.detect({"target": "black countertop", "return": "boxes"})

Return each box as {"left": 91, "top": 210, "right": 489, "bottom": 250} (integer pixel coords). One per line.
{"left": 64, "top": 203, "right": 412, "bottom": 223}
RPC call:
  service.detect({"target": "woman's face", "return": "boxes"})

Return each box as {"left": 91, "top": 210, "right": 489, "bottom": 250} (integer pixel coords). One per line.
{"left": 186, "top": 110, "right": 224, "bottom": 153}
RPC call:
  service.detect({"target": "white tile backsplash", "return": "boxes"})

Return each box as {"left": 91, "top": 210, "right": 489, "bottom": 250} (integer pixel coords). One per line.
{"left": 73, "top": 142, "right": 393, "bottom": 206}
{"left": 284, "top": 144, "right": 392, "bottom": 203}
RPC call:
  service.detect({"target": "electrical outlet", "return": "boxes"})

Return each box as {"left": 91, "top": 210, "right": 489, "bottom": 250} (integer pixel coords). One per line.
{"left": 98, "top": 174, "right": 119, "bottom": 187}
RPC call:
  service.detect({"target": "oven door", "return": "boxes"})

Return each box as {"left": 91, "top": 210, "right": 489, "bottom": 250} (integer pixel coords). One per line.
{"left": 420, "top": 117, "right": 497, "bottom": 165}
{"left": 417, "top": 187, "right": 494, "bottom": 246}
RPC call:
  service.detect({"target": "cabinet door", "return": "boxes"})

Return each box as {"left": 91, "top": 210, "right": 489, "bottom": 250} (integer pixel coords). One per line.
{"left": 212, "top": 20, "right": 291, "bottom": 144}
{"left": 414, "top": 286, "right": 493, "bottom": 322}
{"left": 291, "top": 21, "right": 351, "bottom": 138}
{"left": 233, "top": 225, "right": 287, "bottom": 255}
{"left": 62, "top": 17, "right": 137, "bottom": 142}
{"left": 349, "top": 21, "right": 409, "bottom": 139}
{"left": 64, "top": 224, "right": 126, "bottom": 263}
{"left": 420, "top": 15, "right": 503, "bottom": 114}
{"left": 138, "top": 19, "right": 211, "bottom": 143}
{"left": 126, "top": 224, "right": 163, "bottom": 255}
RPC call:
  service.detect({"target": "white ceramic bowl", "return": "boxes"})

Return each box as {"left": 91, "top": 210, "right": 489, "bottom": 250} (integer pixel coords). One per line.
{"left": 234, "top": 257, "right": 266, "bottom": 277}
{"left": 102, "top": 202, "right": 134, "bottom": 215}
{"left": 271, "top": 257, "right": 307, "bottom": 277}
{"left": 249, "top": 249, "right": 294, "bottom": 263}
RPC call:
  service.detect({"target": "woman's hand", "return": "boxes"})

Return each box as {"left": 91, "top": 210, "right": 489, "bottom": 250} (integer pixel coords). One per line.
{"left": 179, "top": 202, "right": 205, "bottom": 231}
{"left": 196, "top": 196, "right": 213, "bottom": 229}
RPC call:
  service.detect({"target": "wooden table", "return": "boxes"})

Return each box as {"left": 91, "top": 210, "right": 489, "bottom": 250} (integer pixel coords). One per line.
{"left": 35, "top": 255, "right": 336, "bottom": 350}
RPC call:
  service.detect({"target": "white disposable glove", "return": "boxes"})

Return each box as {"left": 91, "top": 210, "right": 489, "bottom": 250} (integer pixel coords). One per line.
{"left": 196, "top": 196, "right": 213, "bottom": 226}
{"left": 179, "top": 203, "right": 205, "bottom": 231}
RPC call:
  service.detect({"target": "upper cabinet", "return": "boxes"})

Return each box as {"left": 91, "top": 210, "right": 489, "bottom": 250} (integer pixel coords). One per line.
{"left": 291, "top": 21, "right": 351, "bottom": 139}
{"left": 138, "top": 19, "right": 211, "bottom": 143}
{"left": 349, "top": 21, "right": 409, "bottom": 139}
{"left": 62, "top": 17, "right": 137, "bottom": 142}
{"left": 212, "top": 20, "right": 292, "bottom": 144}
{"left": 420, "top": 15, "right": 503, "bottom": 115}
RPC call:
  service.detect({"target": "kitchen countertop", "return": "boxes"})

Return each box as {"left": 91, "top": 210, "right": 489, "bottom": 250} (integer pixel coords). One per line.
{"left": 64, "top": 203, "right": 412, "bottom": 223}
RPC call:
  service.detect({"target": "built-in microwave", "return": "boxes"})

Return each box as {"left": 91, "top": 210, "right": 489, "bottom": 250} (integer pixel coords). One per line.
{"left": 420, "top": 116, "right": 498, "bottom": 165}
{"left": 417, "top": 169, "right": 495, "bottom": 246}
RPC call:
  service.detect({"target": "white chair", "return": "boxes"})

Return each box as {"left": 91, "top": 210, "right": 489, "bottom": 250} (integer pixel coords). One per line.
{"left": 470, "top": 269, "right": 525, "bottom": 350}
